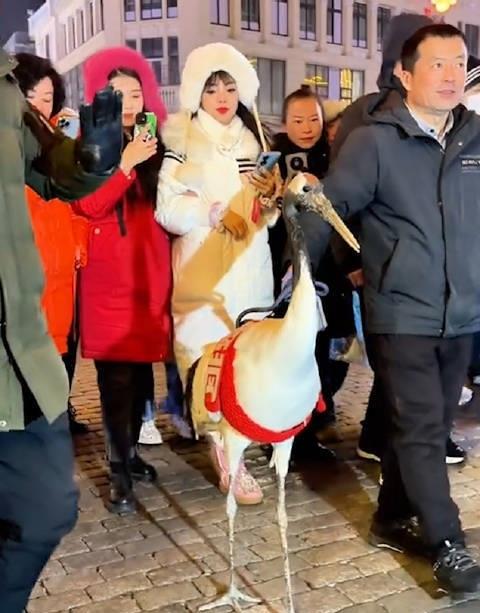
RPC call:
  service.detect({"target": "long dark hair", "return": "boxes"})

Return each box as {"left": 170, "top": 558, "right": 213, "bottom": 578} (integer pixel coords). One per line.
{"left": 108, "top": 67, "right": 164, "bottom": 203}
{"left": 202, "top": 70, "right": 270, "bottom": 149}
{"left": 13, "top": 52, "right": 66, "bottom": 118}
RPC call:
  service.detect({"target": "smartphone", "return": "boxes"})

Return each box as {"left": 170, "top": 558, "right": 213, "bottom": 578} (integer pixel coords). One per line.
{"left": 57, "top": 115, "right": 80, "bottom": 139}
{"left": 134, "top": 111, "right": 157, "bottom": 139}
{"left": 256, "top": 150, "right": 281, "bottom": 172}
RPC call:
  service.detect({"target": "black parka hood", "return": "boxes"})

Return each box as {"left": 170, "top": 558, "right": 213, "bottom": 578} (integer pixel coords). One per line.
{"left": 376, "top": 13, "right": 433, "bottom": 91}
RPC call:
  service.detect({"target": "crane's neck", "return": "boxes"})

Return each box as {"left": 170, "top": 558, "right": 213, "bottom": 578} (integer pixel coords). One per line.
{"left": 277, "top": 207, "right": 319, "bottom": 359}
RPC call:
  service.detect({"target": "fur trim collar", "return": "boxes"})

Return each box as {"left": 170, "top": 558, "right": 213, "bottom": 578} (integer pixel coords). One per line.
{"left": 179, "top": 43, "right": 259, "bottom": 113}
{"left": 161, "top": 110, "right": 259, "bottom": 162}
{"left": 161, "top": 110, "right": 192, "bottom": 155}
{"left": 196, "top": 109, "right": 245, "bottom": 151}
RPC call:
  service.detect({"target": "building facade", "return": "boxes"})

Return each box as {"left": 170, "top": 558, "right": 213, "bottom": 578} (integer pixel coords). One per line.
{"left": 3, "top": 31, "right": 35, "bottom": 55}
{"left": 28, "top": 0, "right": 480, "bottom": 120}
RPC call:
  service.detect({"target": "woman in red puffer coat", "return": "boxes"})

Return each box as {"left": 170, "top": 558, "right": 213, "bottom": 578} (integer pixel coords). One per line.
{"left": 72, "top": 47, "right": 172, "bottom": 515}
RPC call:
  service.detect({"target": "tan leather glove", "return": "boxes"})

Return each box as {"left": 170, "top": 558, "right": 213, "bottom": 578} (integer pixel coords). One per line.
{"left": 222, "top": 209, "right": 248, "bottom": 240}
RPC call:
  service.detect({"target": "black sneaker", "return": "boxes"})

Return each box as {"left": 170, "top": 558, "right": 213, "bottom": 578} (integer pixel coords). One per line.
{"left": 130, "top": 454, "right": 157, "bottom": 482}
{"left": 434, "top": 540, "right": 480, "bottom": 595}
{"left": 369, "top": 516, "right": 428, "bottom": 557}
{"left": 357, "top": 426, "right": 383, "bottom": 463}
{"left": 446, "top": 438, "right": 467, "bottom": 465}
{"left": 357, "top": 444, "right": 381, "bottom": 463}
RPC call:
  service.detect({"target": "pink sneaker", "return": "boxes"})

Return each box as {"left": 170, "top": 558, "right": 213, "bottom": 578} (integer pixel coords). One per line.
{"left": 210, "top": 441, "right": 263, "bottom": 505}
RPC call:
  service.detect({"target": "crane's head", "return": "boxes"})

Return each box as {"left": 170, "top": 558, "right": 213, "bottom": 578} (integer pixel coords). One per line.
{"left": 282, "top": 173, "right": 311, "bottom": 211}
{"left": 283, "top": 173, "right": 360, "bottom": 253}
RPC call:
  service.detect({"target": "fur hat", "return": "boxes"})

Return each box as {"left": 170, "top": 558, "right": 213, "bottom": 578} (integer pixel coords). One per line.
{"left": 323, "top": 99, "right": 349, "bottom": 124}
{"left": 83, "top": 46, "right": 167, "bottom": 125}
{"left": 179, "top": 43, "right": 259, "bottom": 113}
{"left": 466, "top": 55, "right": 480, "bottom": 91}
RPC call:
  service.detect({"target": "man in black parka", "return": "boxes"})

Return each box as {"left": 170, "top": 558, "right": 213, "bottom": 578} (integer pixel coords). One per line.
{"left": 300, "top": 24, "right": 480, "bottom": 595}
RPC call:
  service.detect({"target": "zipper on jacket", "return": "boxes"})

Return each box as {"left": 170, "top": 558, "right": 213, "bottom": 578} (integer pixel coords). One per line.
{"left": 0, "top": 278, "right": 7, "bottom": 331}
{"left": 436, "top": 148, "right": 449, "bottom": 337}
{"left": 0, "top": 280, "right": 29, "bottom": 385}
{"left": 0, "top": 280, "right": 19, "bottom": 369}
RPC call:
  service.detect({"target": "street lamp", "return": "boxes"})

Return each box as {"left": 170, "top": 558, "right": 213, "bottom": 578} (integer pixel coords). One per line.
{"left": 431, "top": 0, "right": 457, "bottom": 12}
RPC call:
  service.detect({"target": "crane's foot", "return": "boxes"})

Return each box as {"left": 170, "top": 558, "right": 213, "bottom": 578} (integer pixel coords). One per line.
{"left": 198, "top": 583, "right": 260, "bottom": 611}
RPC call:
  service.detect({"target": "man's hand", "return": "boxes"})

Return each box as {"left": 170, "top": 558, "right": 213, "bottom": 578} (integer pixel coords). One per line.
{"left": 348, "top": 268, "right": 364, "bottom": 288}
{"left": 77, "top": 87, "right": 123, "bottom": 174}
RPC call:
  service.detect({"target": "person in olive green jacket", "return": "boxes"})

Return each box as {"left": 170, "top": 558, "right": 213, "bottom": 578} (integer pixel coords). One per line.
{"left": 0, "top": 49, "right": 122, "bottom": 612}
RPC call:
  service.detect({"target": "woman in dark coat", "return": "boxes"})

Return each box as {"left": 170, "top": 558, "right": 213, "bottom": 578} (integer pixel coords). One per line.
{"left": 271, "top": 85, "right": 354, "bottom": 464}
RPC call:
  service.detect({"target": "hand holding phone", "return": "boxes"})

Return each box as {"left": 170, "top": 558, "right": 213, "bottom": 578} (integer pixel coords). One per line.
{"left": 249, "top": 151, "right": 281, "bottom": 198}
{"left": 120, "top": 132, "right": 158, "bottom": 175}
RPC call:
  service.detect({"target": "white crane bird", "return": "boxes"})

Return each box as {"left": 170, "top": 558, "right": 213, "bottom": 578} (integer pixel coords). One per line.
{"left": 193, "top": 173, "right": 359, "bottom": 612}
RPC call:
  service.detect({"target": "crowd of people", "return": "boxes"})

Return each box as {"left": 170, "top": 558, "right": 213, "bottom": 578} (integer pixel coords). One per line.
{"left": 3, "top": 11, "right": 480, "bottom": 611}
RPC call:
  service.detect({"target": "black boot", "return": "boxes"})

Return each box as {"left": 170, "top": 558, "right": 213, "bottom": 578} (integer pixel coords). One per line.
{"left": 368, "top": 515, "right": 428, "bottom": 557}
{"left": 434, "top": 540, "right": 480, "bottom": 595}
{"left": 108, "top": 465, "right": 135, "bottom": 515}
{"left": 67, "top": 401, "right": 89, "bottom": 435}
{"left": 130, "top": 453, "right": 157, "bottom": 482}
{"left": 290, "top": 430, "right": 336, "bottom": 464}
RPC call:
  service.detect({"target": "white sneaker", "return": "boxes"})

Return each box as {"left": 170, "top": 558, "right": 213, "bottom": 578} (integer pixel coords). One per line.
{"left": 459, "top": 386, "right": 473, "bottom": 406}
{"left": 138, "top": 420, "right": 163, "bottom": 445}
{"left": 473, "top": 376, "right": 480, "bottom": 386}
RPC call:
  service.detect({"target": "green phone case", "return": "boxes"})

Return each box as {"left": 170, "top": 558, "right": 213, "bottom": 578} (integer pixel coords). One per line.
{"left": 134, "top": 112, "right": 157, "bottom": 138}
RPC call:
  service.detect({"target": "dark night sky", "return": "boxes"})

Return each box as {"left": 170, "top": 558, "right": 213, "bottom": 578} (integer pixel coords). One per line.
{"left": 0, "top": 0, "right": 45, "bottom": 45}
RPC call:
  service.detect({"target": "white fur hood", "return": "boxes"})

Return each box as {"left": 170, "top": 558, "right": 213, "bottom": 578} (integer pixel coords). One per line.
{"left": 161, "top": 110, "right": 191, "bottom": 157}
{"left": 179, "top": 43, "right": 259, "bottom": 113}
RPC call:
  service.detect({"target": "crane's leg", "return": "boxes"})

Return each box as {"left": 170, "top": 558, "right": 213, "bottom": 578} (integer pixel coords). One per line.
{"left": 199, "top": 431, "right": 259, "bottom": 611}
{"left": 271, "top": 438, "right": 295, "bottom": 613}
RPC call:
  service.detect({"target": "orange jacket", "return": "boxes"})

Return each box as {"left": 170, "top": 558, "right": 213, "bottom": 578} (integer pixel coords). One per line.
{"left": 26, "top": 186, "right": 89, "bottom": 354}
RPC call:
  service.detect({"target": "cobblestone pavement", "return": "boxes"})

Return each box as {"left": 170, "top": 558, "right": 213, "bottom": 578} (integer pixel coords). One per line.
{"left": 26, "top": 360, "right": 480, "bottom": 613}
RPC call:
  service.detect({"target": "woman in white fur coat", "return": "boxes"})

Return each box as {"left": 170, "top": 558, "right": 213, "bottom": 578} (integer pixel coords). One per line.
{"left": 156, "top": 43, "right": 278, "bottom": 505}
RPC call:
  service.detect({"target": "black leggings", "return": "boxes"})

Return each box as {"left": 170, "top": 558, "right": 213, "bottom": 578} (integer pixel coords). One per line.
{"left": 95, "top": 361, "right": 154, "bottom": 472}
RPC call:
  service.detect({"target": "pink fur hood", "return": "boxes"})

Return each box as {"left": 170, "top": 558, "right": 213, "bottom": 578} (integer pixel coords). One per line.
{"left": 83, "top": 46, "right": 167, "bottom": 125}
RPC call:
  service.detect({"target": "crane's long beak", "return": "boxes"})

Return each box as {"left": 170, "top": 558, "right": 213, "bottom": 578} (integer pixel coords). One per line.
{"left": 309, "top": 190, "right": 360, "bottom": 253}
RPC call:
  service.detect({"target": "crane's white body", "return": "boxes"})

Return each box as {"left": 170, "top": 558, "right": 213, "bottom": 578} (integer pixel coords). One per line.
{"left": 191, "top": 251, "right": 321, "bottom": 437}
